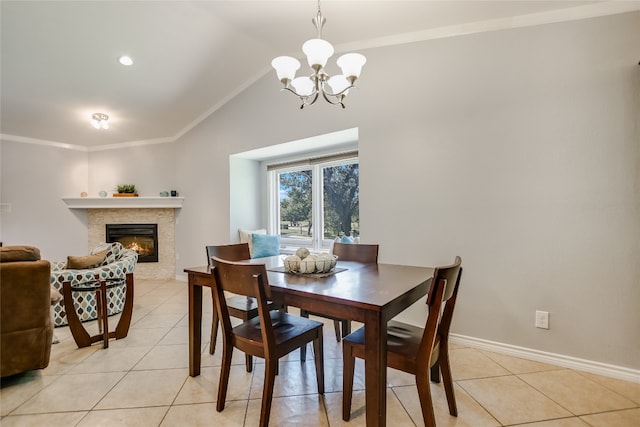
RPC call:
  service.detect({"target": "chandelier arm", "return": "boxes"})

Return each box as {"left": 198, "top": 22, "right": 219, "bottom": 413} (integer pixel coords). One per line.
{"left": 320, "top": 90, "right": 345, "bottom": 109}
{"left": 325, "top": 84, "right": 356, "bottom": 98}
{"left": 306, "top": 92, "right": 320, "bottom": 106}
{"left": 280, "top": 86, "right": 319, "bottom": 99}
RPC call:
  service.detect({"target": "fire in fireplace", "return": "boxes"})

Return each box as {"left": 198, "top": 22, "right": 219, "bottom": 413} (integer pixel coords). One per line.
{"left": 106, "top": 223, "right": 158, "bottom": 263}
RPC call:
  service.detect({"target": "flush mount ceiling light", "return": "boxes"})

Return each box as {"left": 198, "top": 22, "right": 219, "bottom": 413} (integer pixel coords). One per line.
{"left": 271, "top": 0, "right": 366, "bottom": 109}
{"left": 118, "top": 55, "right": 133, "bottom": 66}
{"left": 90, "top": 113, "right": 109, "bottom": 129}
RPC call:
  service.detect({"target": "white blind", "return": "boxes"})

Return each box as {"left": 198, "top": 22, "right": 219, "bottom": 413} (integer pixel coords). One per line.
{"left": 266, "top": 151, "right": 358, "bottom": 171}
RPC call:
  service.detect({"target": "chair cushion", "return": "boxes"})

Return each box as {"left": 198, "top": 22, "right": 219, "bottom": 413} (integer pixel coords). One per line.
{"left": 239, "top": 228, "right": 266, "bottom": 257}
{"left": 251, "top": 234, "right": 280, "bottom": 258}
{"left": 340, "top": 235, "right": 355, "bottom": 244}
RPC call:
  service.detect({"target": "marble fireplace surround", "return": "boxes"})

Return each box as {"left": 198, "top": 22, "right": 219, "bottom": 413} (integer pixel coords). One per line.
{"left": 64, "top": 197, "right": 183, "bottom": 280}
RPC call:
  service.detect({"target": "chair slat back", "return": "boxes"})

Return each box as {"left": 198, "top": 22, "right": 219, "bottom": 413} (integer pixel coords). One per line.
{"left": 210, "top": 257, "right": 276, "bottom": 352}
{"left": 211, "top": 256, "right": 271, "bottom": 300}
{"left": 206, "top": 243, "right": 250, "bottom": 265}
{"left": 333, "top": 242, "right": 379, "bottom": 263}
{"left": 418, "top": 256, "right": 462, "bottom": 363}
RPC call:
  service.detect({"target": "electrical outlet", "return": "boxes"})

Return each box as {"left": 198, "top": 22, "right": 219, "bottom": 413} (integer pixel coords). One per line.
{"left": 535, "top": 310, "right": 549, "bottom": 329}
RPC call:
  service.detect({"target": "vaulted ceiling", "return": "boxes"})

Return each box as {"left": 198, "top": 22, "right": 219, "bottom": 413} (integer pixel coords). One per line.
{"left": 1, "top": 1, "right": 634, "bottom": 149}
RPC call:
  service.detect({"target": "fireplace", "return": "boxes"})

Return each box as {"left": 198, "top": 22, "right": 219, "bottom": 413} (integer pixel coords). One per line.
{"left": 106, "top": 223, "right": 158, "bottom": 263}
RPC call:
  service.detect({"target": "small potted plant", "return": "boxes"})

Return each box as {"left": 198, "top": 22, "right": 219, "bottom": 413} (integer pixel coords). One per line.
{"left": 114, "top": 184, "right": 138, "bottom": 197}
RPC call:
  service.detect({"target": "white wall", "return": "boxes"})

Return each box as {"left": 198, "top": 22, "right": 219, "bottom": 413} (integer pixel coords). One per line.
{"left": 229, "top": 156, "right": 262, "bottom": 242}
{"left": 0, "top": 140, "right": 88, "bottom": 259}
{"left": 2, "top": 12, "right": 638, "bottom": 371}
{"left": 87, "top": 143, "right": 178, "bottom": 197}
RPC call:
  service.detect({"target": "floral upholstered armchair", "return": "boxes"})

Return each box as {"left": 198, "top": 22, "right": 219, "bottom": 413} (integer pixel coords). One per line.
{"left": 50, "top": 242, "right": 137, "bottom": 327}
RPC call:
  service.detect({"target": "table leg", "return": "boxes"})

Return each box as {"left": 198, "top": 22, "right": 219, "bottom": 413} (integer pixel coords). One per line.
{"left": 114, "top": 273, "right": 134, "bottom": 339}
{"left": 98, "top": 279, "right": 110, "bottom": 348}
{"left": 62, "top": 281, "right": 92, "bottom": 348}
{"left": 189, "top": 274, "right": 203, "bottom": 376}
{"left": 364, "top": 310, "right": 387, "bottom": 427}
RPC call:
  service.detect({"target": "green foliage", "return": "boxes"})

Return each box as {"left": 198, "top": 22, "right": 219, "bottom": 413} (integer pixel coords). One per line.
{"left": 280, "top": 171, "right": 312, "bottom": 234}
{"left": 323, "top": 164, "right": 359, "bottom": 236}
{"left": 116, "top": 184, "right": 137, "bottom": 194}
{"left": 279, "top": 164, "right": 359, "bottom": 237}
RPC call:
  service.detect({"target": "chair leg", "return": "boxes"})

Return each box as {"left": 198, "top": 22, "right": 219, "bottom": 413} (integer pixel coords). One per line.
{"left": 438, "top": 347, "right": 458, "bottom": 416}
{"left": 209, "top": 290, "right": 218, "bottom": 355}
{"left": 340, "top": 319, "right": 351, "bottom": 338}
{"left": 300, "top": 343, "right": 307, "bottom": 362}
{"left": 333, "top": 320, "right": 342, "bottom": 342}
{"left": 216, "top": 344, "right": 233, "bottom": 412}
{"left": 245, "top": 354, "right": 253, "bottom": 372}
{"left": 313, "top": 332, "right": 324, "bottom": 395}
{"left": 300, "top": 308, "right": 309, "bottom": 361}
{"left": 259, "top": 358, "right": 278, "bottom": 427}
{"left": 416, "top": 372, "right": 437, "bottom": 427}
{"left": 430, "top": 362, "right": 441, "bottom": 383}
{"left": 342, "top": 342, "right": 355, "bottom": 421}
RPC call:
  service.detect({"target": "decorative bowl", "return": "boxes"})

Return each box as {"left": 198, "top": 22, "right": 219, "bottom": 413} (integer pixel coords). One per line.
{"left": 283, "top": 254, "right": 337, "bottom": 274}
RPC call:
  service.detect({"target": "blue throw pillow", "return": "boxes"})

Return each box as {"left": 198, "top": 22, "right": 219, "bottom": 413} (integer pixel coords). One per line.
{"left": 340, "top": 235, "right": 355, "bottom": 244}
{"left": 251, "top": 234, "right": 281, "bottom": 258}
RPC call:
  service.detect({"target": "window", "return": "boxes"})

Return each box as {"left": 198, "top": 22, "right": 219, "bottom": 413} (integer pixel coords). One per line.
{"left": 268, "top": 153, "right": 359, "bottom": 252}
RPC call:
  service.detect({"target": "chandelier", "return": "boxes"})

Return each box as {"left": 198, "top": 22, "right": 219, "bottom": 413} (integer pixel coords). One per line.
{"left": 271, "top": 0, "right": 366, "bottom": 109}
{"left": 90, "top": 113, "right": 109, "bottom": 129}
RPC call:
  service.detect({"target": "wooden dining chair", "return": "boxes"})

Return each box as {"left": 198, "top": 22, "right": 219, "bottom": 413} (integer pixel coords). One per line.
{"left": 211, "top": 256, "right": 325, "bottom": 427}
{"left": 342, "top": 256, "right": 463, "bottom": 427}
{"left": 300, "top": 242, "right": 379, "bottom": 343}
{"left": 206, "top": 244, "right": 285, "bottom": 372}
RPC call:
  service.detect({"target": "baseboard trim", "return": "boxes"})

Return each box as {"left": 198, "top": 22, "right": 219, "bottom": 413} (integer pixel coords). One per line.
{"left": 450, "top": 334, "right": 640, "bottom": 383}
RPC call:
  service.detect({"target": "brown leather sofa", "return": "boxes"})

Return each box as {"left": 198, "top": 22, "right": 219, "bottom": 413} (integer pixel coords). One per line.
{"left": 0, "top": 245, "right": 53, "bottom": 377}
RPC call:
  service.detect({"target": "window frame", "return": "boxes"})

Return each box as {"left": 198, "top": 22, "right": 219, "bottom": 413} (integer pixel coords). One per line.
{"left": 267, "top": 154, "right": 359, "bottom": 253}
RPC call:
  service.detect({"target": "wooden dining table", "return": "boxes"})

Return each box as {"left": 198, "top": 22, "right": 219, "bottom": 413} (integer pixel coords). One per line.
{"left": 184, "top": 256, "right": 433, "bottom": 427}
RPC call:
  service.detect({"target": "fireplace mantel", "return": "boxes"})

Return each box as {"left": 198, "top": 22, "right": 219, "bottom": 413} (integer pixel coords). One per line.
{"left": 63, "top": 197, "right": 184, "bottom": 209}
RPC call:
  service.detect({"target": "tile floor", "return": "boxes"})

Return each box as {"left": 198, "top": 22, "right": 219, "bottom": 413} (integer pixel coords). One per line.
{"left": 1, "top": 278, "right": 639, "bottom": 426}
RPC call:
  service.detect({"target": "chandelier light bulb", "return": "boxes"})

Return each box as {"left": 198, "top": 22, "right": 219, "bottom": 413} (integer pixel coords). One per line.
{"left": 271, "top": 0, "right": 365, "bottom": 109}
{"left": 337, "top": 53, "right": 367, "bottom": 81}
{"left": 271, "top": 56, "right": 301, "bottom": 83}
{"left": 327, "top": 75, "right": 350, "bottom": 96}
{"left": 302, "top": 38, "right": 334, "bottom": 69}
{"left": 292, "top": 77, "right": 315, "bottom": 97}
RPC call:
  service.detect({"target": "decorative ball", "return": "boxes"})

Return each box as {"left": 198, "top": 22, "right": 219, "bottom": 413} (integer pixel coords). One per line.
{"left": 295, "top": 247, "right": 310, "bottom": 260}
{"left": 299, "top": 255, "right": 318, "bottom": 273}
{"left": 315, "top": 253, "right": 334, "bottom": 273}
{"left": 98, "top": 190, "right": 107, "bottom": 197}
{"left": 284, "top": 255, "right": 301, "bottom": 273}
{"left": 80, "top": 192, "right": 88, "bottom": 198}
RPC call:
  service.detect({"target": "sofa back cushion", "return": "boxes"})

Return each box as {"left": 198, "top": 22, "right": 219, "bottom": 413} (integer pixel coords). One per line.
{"left": 0, "top": 246, "right": 41, "bottom": 263}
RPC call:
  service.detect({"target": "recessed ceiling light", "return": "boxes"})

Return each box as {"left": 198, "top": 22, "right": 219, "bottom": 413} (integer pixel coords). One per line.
{"left": 118, "top": 55, "right": 133, "bottom": 66}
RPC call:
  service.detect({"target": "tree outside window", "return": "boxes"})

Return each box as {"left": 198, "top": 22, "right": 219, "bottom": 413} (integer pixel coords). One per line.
{"left": 276, "top": 159, "right": 359, "bottom": 250}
